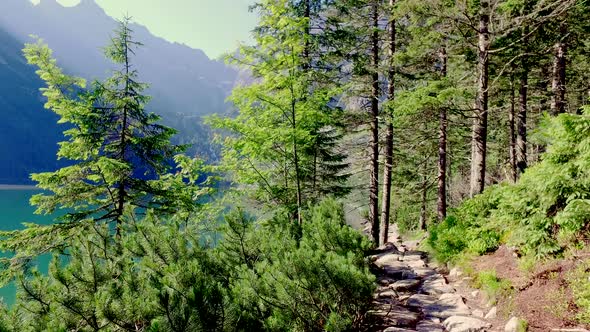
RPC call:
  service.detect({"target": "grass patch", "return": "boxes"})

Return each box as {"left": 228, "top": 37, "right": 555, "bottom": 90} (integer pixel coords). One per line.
{"left": 473, "top": 270, "right": 513, "bottom": 305}
{"left": 567, "top": 259, "right": 590, "bottom": 324}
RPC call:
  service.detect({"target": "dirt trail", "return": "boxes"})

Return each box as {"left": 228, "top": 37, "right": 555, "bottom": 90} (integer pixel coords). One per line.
{"left": 367, "top": 225, "right": 499, "bottom": 332}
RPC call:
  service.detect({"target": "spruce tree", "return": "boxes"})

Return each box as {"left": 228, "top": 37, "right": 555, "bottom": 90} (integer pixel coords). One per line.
{"left": 0, "top": 18, "right": 186, "bottom": 280}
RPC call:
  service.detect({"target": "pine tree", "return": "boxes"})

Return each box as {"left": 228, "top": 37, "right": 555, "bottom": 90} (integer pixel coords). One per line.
{"left": 0, "top": 18, "right": 189, "bottom": 281}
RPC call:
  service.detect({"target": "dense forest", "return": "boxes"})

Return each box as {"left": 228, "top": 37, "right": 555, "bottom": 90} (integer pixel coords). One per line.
{"left": 0, "top": 0, "right": 589, "bottom": 330}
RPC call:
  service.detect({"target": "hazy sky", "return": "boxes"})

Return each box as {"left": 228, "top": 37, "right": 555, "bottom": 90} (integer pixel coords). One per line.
{"left": 30, "top": 0, "right": 257, "bottom": 59}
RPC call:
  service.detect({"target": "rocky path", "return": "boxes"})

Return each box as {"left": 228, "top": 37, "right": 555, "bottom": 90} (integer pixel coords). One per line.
{"left": 367, "top": 225, "right": 497, "bottom": 332}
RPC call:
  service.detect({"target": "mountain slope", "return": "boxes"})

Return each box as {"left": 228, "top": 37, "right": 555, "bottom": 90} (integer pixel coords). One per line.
{"left": 0, "top": 0, "right": 238, "bottom": 183}
{"left": 0, "top": 27, "right": 63, "bottom": 184}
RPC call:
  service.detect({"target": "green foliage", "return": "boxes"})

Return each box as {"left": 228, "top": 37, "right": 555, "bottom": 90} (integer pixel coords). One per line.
{"left": 430, "top": 108, "right": 590, "bottom": 261}
{"left": 219, "top": 198, "right": 375, "bottom": 331}
{"left": 208, "top": 0, "right": 349, "bottom": 218}
{"left": 567, "top": 260, "right": 590, "bottom": 324}
{"left": 473, "top": 270, "right": 513, "bottom": 304}
{"left": 0, "top": 19, "right": 195, "bottom": 281}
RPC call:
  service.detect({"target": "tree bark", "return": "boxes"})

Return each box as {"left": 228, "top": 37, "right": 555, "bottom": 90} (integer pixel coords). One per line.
{"left": 380, "top": 0, "right": 395, "bottom": 246}
{"left": 419, "top": 176, "right": 427, "bottom": 230}
{"left": 516, "top": 28, "right": 528, "bottom": 175}
{"left": 437, "top": 47, "right": 447, "bottom": 221}
{"left": 469, "top": 0, "right": 490, "bottom": 197}
{"left": 551, "top": 23, "right": 567, "bottom": 115}
{"left": 369, "top": 0, "right": 380, "bottom": 244}
{"left": 509, "top": 73, "right": 517, "bottom": 182}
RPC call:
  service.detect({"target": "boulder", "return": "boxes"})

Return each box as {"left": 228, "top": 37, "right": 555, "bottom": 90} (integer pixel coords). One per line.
{"left": 505, "top": 317, "right": 527, "bottom": 332}
{"left": 449, "top": 267, "right": 464, "bottom": 278}
{"left": 443, "top": 316, "right": 492, "bottom": 332}
{"left": 484, "top": 306, "right": 497, "bottom": 320}
{"left": 472, "top": 309, "right": 484, "bottom": 318}
{"left": 422, "top": 294, "right": 471, "bottom": 319}
{"left": 390, "top": 279, "right": 421, "bottom": 292}
{"left": 416, "top": 320, "right": 444, "bottom": 332}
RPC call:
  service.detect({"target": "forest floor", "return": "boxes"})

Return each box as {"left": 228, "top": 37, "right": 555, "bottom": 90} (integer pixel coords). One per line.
{"left": 363, "top": 223, "right": 590, "bottom": 332}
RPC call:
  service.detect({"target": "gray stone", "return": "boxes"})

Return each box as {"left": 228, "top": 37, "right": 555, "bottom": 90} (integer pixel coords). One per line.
{"left": 406, "top": 259, "right": 427, "bottom": 268}
{"left": 505, "top": 317, "right": 527, "bottom": 332}
{"left": 391, "top": 279, "right": 421, "bottom": 292}
{"left": 449, "top": 267, "right": 464, "bottom": 278}
{"left": 443, "top": 316, "right": 492, "bottom": 332}
{"left": 414, "top": 267, "right": 438, "bottom": 278}
{"left": 484, "top": 306, "right": 497, "bottom": 319}
{"left": 472, "top": 309, "right": 484, "bottom": 318}
{"left": 421, "top": 277, "right": 454, "bottom": 295}
{"left": 383, "top": 328, "right": 414, "bottom": 332}
{"left": 471, "top": 290, "right": 480, "bottom": 298}
{"left": 372, "top": 305, "right": 420, "bottom": 327}
{"left": 416, "top": 320, "right": 444, "bottom": 332}
{"left": 407, "top": 294, "right": 437, "bottom": 308}
{"left": 422, "top": 294, "right": 471, "bottom": 319}
{"left": 403, "top": 251, "right": 427, "bottom": 261}
{"left": 375, "top": 253, "right": 403, "bottom": 266}
{"left": 383, "top": 265, "right": 410, "bottom": 279}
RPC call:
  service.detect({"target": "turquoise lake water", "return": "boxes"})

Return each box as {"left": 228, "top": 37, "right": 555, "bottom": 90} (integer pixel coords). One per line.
{"left": 0, "top": 188, "right": 53, "bottom": 305}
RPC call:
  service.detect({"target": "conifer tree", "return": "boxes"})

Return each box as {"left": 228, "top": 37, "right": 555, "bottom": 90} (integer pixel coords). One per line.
{"left": 209, "top": 0, "right": 349, "bottom": 222}
{"left": 0, "top": 18, "right": 188, "bottom": 280}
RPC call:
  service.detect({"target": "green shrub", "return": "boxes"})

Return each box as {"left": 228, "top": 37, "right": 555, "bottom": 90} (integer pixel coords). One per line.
{"left": 219, "top": 198, "right": 375, "bottom": 331}
{"left": 430, "top": 109, "right": 590, "bottom": 261}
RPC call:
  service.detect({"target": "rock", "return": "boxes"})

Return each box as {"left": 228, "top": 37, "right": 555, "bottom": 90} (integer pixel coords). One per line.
{"left": 383, "top": 327, "right": 414, "bottom": 332}
{"left": 443, "top": 316, "right": 492, "bottom": 332}
{"left": 550, "top": 329, "right": 590, "bottom": 332}
{"left": 485, "top": 306, "right": 497, "bottom": 319}
{"left": 422, "top": 293, "right": 471, "bottom": 319}
{"left": 382, "top": 265, "right": 410, "bottom": 279}
{"left": 401, "top": 270, "right": 419, "bottom": 280}
{"left": 406, "top": 259, "right": 427, "bottom": 268}
{"left": 472, "top": 309, "right": 484, "bottom": 318}
{"left": 376, "top": 289, "right": 398, "bottom": 299}
{"left": 414, "top": 267, "right": 438, "bottom": 278}
{"left": 390, "top": 279, "right": 421, "bottom": 292}
{"left": 379, "top": 242, "right": 399, "bottom": 252}
{"left": 471, "top": 290, "right": 480, "bottom": 298}
{"left": 505, "top": 317, "right": 527, "bottom": 332}
{"left": 416, "top": 320, "right": 444, "bottom": 332}
{"left": 421, "top": 277, "right": 454, "bottom": 295}
{"left": 403, "top": 251, "right": 427, "bottom": 261}
{"left": 449, "top": 267, "right": 464, "bottom": 278}
{"left": 375, "top": 254, "right": 404, "bottom": 267}
{"left": 407, "top": 294, "right": 437, "bottom": 308}
{"left": 373, "top": 305, "right": 420, "bottom": 327}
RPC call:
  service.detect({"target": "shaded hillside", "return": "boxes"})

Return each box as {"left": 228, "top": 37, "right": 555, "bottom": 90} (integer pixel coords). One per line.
{"left": 0, "top": 0, "right": 239, "bottom": 183}
{"left": 0, "top": 27, "right": 63, "bottom": 184}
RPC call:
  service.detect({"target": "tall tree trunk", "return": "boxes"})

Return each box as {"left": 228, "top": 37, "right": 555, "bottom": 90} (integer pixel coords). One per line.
{"left": 509, "top": 73, "right": 517, "bottom": 182}
{"left": 369, "top": 0, "right": 380, "bottom": 244}
{"left": 437, "top": 47, "right": 448, "bottom": 221}
{"left": 380, "top": 0, "right": 395, "bottom": 246}
{"left": 470, "top": 0, "right": 490, "bottom": 197}
{"left": 551, "top": 23, "right": 567, "bottom": 115}
{"left": 419, "top": 176, "right": 427, "bottom": 230}
{"left": 291, "top": 97, "right": 303, "bottom": 225}
{"left": 116, "top": 31, "right": 131, "bottom": 240}
{"left": 534, "top": 64, "right": 550, "bottom": 160}
{"left": 516, "top": 28, "right": 528, "bottom": 175}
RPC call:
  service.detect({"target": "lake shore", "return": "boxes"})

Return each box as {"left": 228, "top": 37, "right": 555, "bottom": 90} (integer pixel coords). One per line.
{"left": 0, "top": 184, "right": 39, "bottom": 190}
